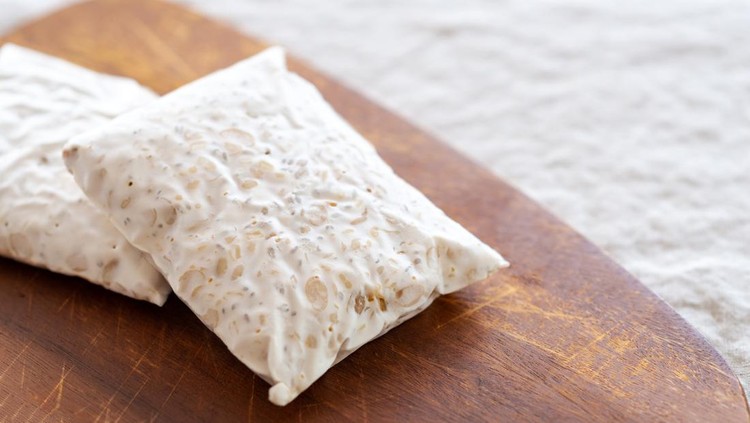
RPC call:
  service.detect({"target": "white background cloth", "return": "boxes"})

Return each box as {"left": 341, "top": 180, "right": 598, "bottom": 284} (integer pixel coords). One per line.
{"left": 2, "top": 0, "right": 748, "bottom": 400}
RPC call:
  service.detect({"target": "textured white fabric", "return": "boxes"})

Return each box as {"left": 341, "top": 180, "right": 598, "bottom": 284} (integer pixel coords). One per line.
{"left": 2, "top": 0, "right": 748, "bottom": 398}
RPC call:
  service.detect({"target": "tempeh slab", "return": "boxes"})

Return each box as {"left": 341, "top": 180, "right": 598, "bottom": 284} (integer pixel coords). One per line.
{"left": 63, "top": 46, "right": 507, "bottom": 406}
{"left": 0, "top": 43, "right": 169, "bottom": 304}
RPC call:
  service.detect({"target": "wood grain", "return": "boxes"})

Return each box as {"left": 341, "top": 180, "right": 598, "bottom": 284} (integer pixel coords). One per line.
{"left": 1, "top": 0, "right": 748, "bottom": 421}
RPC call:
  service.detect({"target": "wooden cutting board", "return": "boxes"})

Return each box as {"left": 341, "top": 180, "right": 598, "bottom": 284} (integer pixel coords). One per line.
{"left": 1, "top": 0, "right": 747, "bottom": 421}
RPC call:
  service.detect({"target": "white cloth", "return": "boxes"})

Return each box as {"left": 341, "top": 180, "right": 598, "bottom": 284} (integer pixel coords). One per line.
{"left": 3, "top": 0, "right": 748, "bottom": 399}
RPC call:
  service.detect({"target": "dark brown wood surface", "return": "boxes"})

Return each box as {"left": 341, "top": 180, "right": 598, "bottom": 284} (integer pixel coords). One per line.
{"left": 1, "top": 0, "right": 748, "bottom": 421}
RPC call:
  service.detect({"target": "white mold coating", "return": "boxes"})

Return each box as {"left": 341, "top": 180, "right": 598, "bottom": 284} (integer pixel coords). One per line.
{"left": 64, "top": 47, "right": 508, "bottom": 405}
{"left": 0, "top": 43, "right": 169, "bottom": 305}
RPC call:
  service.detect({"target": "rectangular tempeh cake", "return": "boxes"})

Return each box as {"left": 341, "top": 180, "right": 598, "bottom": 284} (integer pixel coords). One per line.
{"left": 0, "top": 43, "right": 170, "bottom": 305}
{"left": 63, "top": 47, "right": 508, "bottom": 405}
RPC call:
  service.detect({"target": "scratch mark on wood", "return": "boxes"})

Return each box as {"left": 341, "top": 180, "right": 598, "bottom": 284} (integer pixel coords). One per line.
{"left": 0, "top": 392, "right": 10, "bottom": 408}
{"left": 389, "top": 344, "right": 456, "bottom": 376}
{"left": 116, "top": 304, "right": 123, "bottom": 338}
{"left": 0, "top": 340, "right": 31, "bottom": 382}
{"left": 56, "top": 290, "right": 77, "bottom": 319}
{"left": 94, "top": 341, "right": 156, "bottom": 422}
{"left": 129, "top": 15, "right": 197, "bottom": 80}
{"left": 673, "top": 369, "right": 690, "bottom": 382}
{"left": 26, "top": 283, "right": 35, "bottom": 313}
{"left": 114, "top": 377, "right": 148, "bottom": 423}
{"left": 436, "top": 285, "right": 518, "bottom": 329}
{"left": 29, "top": 364, "right": 72, "bottom": 423}
{"left": 156, "top": 323, "right": 168, "bottom": 352}
{"left": 368, "top": 391, "right": 398, "bottom": 407}
{"left": 564, "top": 326, "right": 619, "bottom": 364}
{"left": 158, "top": 364, "right": 189, "bottom": 410}
{"left": 357, "top": 364, "right": 369, "bottom": 422}
{"left": 501, "top": 329, "right": 567, "bottom": 359}
{"left": 495, "top": 303, "right": 582, "bottom": 321}
{"left": 94, "top": 391, "right": 117, "bottom": 423}
{"left": 300, "top": 400, "right": 335, "bottom": 413}
{"left": 247, "top": 374, "right": 256, "bottom": 422}
{"left": 580, "top": 360, "right": 630, "bottom": 399}
{"left": 97, "top": 408, "right": 112, "bottom": 423}
{"left": 82, "top": 327, "right": 105, "bottom": 357}
{"left": 74, "top": 405, "right": 89, "bottom": 417}
{"left": 11, "top": 403, "right": 25, "bottom": 421}
{"left": 705, "top": 361, "right": 734, "bottom": 380}
{"left": 154, "top": 343, "right": 205, "bottom": 419}
{"left": 203, "top": 337, "right": 221, "bottom": 375}
{"left": 129, "top": 349, "right": 152, "bottom": 375}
